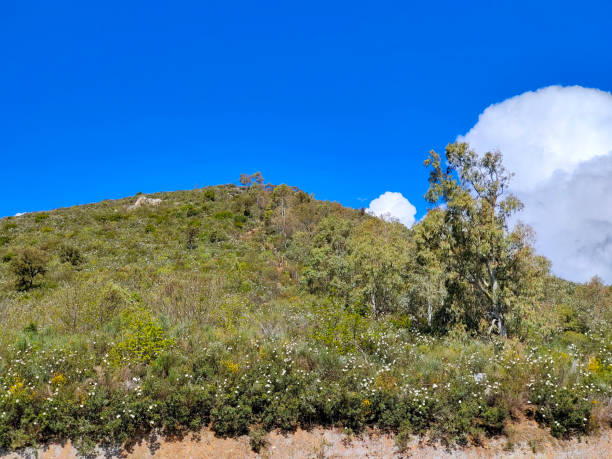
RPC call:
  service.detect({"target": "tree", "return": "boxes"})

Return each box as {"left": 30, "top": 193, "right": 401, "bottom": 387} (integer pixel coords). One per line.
{"left": 11, "top": 247, "right": 48, "bottom": 290}
{"left": 347, "top": 219, "right": 411, "bottom": 316}
{"left": 424, "top": 142, "right": 533, "bottom": 336}
{"left": 266, "top": 184, "right": 299, "bottom": 244}
{"left": 303, "top": 216, "right": 411, "bottom": 317}
{"left": 303, "top": 215, "right": 353, "bottom": 302}
{"left": 573, "top": 276, "right": 612, "bottom": 331}
{"left": 410, "top": 208, "right": 448, "bottom": 328}
{"left": 239, "top": 172, "right": 264, "bottom": 188}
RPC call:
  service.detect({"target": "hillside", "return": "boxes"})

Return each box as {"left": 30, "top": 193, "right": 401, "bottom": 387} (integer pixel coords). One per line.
{"left": 0, "top": 172, "right": 611, "bottom": 456}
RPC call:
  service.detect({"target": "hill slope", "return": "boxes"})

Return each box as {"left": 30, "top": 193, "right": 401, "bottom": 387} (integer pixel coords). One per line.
{"left": 0, "top": 182, "right": 610, "bottom": 455}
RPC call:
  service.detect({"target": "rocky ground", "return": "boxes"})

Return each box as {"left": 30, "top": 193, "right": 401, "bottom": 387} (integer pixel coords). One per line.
{"left": 2, "top": 422, "right": 611, "bottom": 459}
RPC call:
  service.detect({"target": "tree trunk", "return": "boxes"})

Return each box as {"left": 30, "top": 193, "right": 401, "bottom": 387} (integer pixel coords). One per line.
{"left": 371, "top": 292, "right": 378, "bottom": 316}
{"left": 281, "top": 197, "right": 286, "bottom": 236}
{"left": 427, "top": 298, "right": 432, "bottom": 327}
{"left": 488, "top": 262, "right": 507, "bottom": 337}
{"left": 498, "top": 316, "right": 507, "bottom": 337}
{"left": 488, "top": 311, "right": 507, "bottom": 337}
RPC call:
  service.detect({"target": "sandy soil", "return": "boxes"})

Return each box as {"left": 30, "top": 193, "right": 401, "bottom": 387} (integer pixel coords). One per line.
{"left": 2, "top": 423, "right": 611, "bottom": 459}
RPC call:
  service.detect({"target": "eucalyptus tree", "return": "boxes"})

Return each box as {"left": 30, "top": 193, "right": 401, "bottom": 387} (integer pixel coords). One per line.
{"left": 303, "top": 216, "right": 411, "bottom": 316}
{"left": 424, "top": 142, "right": 533, "bottom": 336}
{"left": 348, "top": 218, "right": 412, "bottom": 316}
{"left": 410, "top": 208, "right": 448, "bottom": 327}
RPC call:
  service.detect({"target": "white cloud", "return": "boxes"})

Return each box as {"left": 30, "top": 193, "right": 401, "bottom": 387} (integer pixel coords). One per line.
{"left": 517, "top": 153, "right": 612, "bottom": 282}
{"left": 367, "top": 191, "right": 416, "bottom": 227}
{"left": 14, "top": 212, "right": 26, "bottom": 217}
{"left": 459, "top": 85, "right": 612, "bottom": 283}
{"left": 459, "top": 85, "right": 612, "bottom": 191}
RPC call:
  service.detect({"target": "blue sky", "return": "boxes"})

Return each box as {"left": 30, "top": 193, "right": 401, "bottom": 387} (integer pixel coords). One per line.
{"left": 2, "top": 0, "right": 611, "bottom": 220}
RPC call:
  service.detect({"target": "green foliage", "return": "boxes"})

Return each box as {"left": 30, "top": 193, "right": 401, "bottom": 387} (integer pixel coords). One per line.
{"left": 110, "top": 308, "right": 175, "bottom": 367}
{"left": 304, "top": 216, "right": 353, "bottom": 297}
{"left": 239, "top": 172, "right": 264, "bottom": 188}
{"left": 204, "top": 188, "right": 216, "bottom": 201}
{"left": 10, "top": 247, "right": 48, "bottom": 290}
{"left": 233, "top": 214, "right": 247, "bottom": 228}
{"left": 95, "top": 212, "right": 126, "bottom": 223}
{"left": 249, "top": 426, "right": 268, "bottom": 452}
{"left": 214, "top": 210, "right": 234, "bottom": 220}
{"left": 532, "top": 387, "right": 591, "bottom": 438}
{"left": 303, "top": 216, "right": 411, "bottom": 315}
{"left": 557, "top": 304, "right": 587, "bottom": 333}
{"left": 424, "top": 142, "right": 544, "bottom": 336}
{"left": 3, "top": 222, "right": 18, "bottom": 230}
{"left": 348, "top": 219, "right": 411, "bottom": 315}
{"left": 0, "top": 173, "right": 610, "bottom": 453}
{"left": 310, "top": 301, "right": 369, "bottom": 354}
{"left": 182, "top": 203, "right": 200, "bottom": 217}
{"left": 211, "top": 404, "right": 253, "bottom": 436}
{"left": 185, "top": 225, "right": 199, "bottom": 250}
{"left": 58, "top": 244, "right": 85, "bottom": 267}
{"left": 34, "top": 213, "right": 49, "bottom": 223}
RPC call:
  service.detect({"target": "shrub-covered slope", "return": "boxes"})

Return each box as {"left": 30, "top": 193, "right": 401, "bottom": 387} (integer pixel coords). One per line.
{"left": 0, "top": 179, "right": 611, "bottom": 454}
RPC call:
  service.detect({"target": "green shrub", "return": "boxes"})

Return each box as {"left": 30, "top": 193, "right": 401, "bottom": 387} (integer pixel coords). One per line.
{"left": 182, "top": 204, "right": 200, "bottom": 217}
{"left": 532, "top": 387, "right": 591, "bottom": 438}
{"left": 186, "top": 226, "right": 199, "bottom": 250}
{"left": 10, "top": 247, "right": 49, "bottom": 290}
{"left": 204, "top": 189, "right": 215, "bottom": 201}
{"left": 233, "top": 215, "right": 247, "bottom": 228}
{"left": 59, "top": 244, "right": 85, "bottom": 267}
{"left": 557, "top": 305, "right": 587, "bottom": 333}
{"left": 95, "top": 212, "right": 126, "bottom": 223}
{"left": 249, "top": 426, "right": 268, "bottom": 452}
{"left": 23, "top": 322, "right": 38, "bottom": 333}
{"left": 208, "top": 227, "right": 228, "bottom": 243}
{"left": 214, "top": 210, "right": 233, "bottom": 220}
{"left": 211, "top": 404, "right": 252, "bottom": 437}
{"left": 110, "top": 308, "right": 175, "bottom": 367}
{"left": 480, "top": 405, "right": 507, "bottom": 434}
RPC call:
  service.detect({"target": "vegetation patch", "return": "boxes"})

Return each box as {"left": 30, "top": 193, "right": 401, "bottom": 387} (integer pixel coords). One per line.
{"left": 0, "top": 158, "right": 610, "bottom": 454}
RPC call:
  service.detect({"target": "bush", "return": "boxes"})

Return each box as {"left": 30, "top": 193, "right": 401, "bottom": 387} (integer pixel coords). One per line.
{"left": 533, "top": 387, "right": 591, "bottom": 438}
{"left": 211, "top": 404, "right": 252, "bottom": 436}
{"left": 204, "top": 189, "right": 215, "bottom": 201}
{"left": 59, "top": 244, "right": 85, "bottom": 267}
{"left": 110, "top": 308, "right": 175, "bottom": 367}
{"left": 10, "top": 247, "right": 48, "bottom": 290}
{"left": 208, "top": 227, "right": 228, "bottom": 243}
{"left": 186, "top": 226, "right": 199, "bottom": 250}
{"left": 233, "top": 215, "right": 247, "bottom": 228}
{"left": 249, "top": 426, "right": 268, "bottom": 452}
{"left": 182, "top": 204, "right": 200, "bottom": 217}
{"left": 214, "top": 211, "right": 233, "bottom": 220}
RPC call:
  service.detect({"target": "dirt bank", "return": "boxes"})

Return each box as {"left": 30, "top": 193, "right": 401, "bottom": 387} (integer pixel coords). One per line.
{"left": 3, "top": 423, "right": 611, "bottom": 458}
